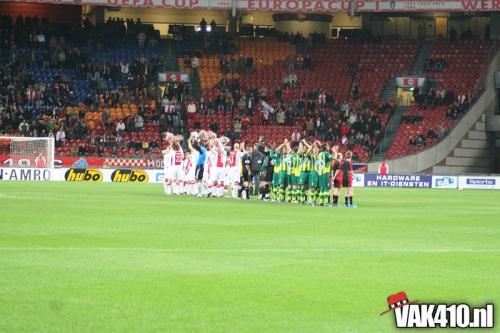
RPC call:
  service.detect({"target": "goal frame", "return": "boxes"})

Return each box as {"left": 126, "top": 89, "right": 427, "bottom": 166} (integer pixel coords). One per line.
{"left": 0, "top": 136, "right": 55, "bottom": 169}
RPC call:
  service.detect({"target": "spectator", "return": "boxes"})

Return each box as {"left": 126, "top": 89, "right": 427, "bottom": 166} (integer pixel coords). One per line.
{"left": 56, "top": 127, "right": 66, "bottom": 147}
{"left": 187, "top": 100, "right": 197, "bottom": 118}
{"left": 351, "top": 83, "right": 360, "bottom": 100}
{"left": 233, "top": 118, "right": 242, "bottom": 139}
{"left": 289, "top": 73, "right": 298, "bottom": 89}
{"left": 116, "top": 120, "right": 125, "bottom": 136}
{"left": 449, "top": 26, "right": 457, "bottom": 39}
{"left": 291, "top": 130, "right": 301, "bottom": 147}
{"left": 210, "top": 19, "right": 217, "bottom": 32}
{"left": 137, "top": 31, "right": 146, "bottom": 49}
{"left": 200, "top": 18, "right": 207, "bottom": 32}
{"left": 191, "top": 56, "right": 200, "bottom": 73}
{"left": 276, "top": 109, "right": 286, "bottom": 125}
{"left": 438, "top": 126, "right": 446, "bottom": 139}
{"left": 340, "top": 101, "right": 349, "bottom": 115}
{"left": 134, "top": 114, "right": 144, "bottom": 132}
{"left": 19, "top": 120, "right": 30, "bottom": 136}
{"left": 305, "top": 118, "right": 314, "bottom": 136}
{"left": 246, "top": 56, "right": 253, "bottom": 71}
{"left": 142, "top": 140, "right": 149, "bottom": 152}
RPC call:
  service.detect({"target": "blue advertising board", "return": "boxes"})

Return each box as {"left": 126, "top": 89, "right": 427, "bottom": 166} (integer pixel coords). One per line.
{"left": 364, "top": 173, "right": 432, "bottom": 188}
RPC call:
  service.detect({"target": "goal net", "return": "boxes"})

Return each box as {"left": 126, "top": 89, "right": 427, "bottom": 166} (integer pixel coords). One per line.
{"left": 0, "top": 136, "right": 55, "bottom": 169}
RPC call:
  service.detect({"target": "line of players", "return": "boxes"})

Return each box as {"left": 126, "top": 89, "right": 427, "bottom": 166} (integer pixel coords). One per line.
{"left": 162, "top": 132, "right": 356, "bottom": 207}
{"left": 162, "top": 132, "right": 250, "bottom": 199}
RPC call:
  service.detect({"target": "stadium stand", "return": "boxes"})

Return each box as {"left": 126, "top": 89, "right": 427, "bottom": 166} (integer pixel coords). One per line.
{"left": 187, "top": 37, "right": 420, "bottom": 161}
{"left": 0, "top": 14, "right": 494, "bottom": 163}
{"left": 386, "top": 39, "right": 493, "bottom": 159}
{"left": 0, "top": 15, "right": 182, "bottom": 158}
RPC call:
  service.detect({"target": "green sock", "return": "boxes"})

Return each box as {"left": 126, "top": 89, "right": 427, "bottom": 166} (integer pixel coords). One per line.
{"left": 309, "top": 189, "right": 316, "bottom": 204}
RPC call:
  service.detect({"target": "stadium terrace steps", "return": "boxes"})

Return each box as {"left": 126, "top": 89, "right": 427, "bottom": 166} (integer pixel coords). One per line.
{"left": 371, "top": 106, "right": 408, "bottom": 162}
{"left": 454, "top": 148, "right": 490, "bottom": 158}
{"left": 475, "top": 121, "right": 486, "bottom": 131}
{"left": 164, "top": 40, "right": 180, "bottom": 72}
{"left": 460, "top": 138, "right": 489, "bottom": 149}
{"left": 190, "top": 71, "right": 203, "bottom": 98}
{"left": 372, "top": 41, "right": 434, "bottom": 162}
{"left": 410, "top": 40, "right": 434, "bottom": 74}
{"left": 433, "top": 114, "right": 492, "bottom": 174}
{"left": 379, "top": 78, "right": 396, "bottom": 100}
{"left": 468, "top": 130, "right": 488, "bottom": 140}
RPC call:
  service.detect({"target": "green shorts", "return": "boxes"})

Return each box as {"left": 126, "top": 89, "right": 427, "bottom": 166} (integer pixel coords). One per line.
{"left": 278, "top": 171, "right": 288, "bottom": 187}
{"left": 299, "top": 171, "right": 310, "bottom": 186}
{"left": 288, "top": 175, "right": 298, "bottom": 186}
{"left": 272, "top": 172, "right": 280, "bottom": 187}
{"left": 309, "top": 171, "right": 319, "bottom": 189}
{"left": 319, "top": 174, "right": 330, "bottom": 190}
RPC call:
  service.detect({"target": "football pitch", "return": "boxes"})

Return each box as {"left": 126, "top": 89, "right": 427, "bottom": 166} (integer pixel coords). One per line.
{"left": 0, "top": 182, "right": 499, "bottom": 332}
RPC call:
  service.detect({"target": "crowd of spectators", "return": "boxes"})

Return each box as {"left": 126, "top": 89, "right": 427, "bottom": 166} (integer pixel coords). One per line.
{"left": 0, "top": 15, "right": 191, "bottom": 157}
{"left": 188, "top": 61, "right": 393, "bottom": 159}
{"left": 175, "top": 28, "right": 394, "bottom": 161}
{"left": 407, "top": 125, "right": 445, "bottom": 149}
{"left": 445, "top": 94, "right": 469, "bottom": 120}
{"left": 413, "top": 86, "right": 460, "bottom": 109}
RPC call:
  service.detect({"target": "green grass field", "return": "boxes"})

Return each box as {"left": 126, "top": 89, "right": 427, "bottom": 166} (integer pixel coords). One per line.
{"left": 0, "top": 182, "right": 499, "bottom": 332}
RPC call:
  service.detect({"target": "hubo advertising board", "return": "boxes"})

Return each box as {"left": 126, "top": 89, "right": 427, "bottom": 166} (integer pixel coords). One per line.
{"left": 64, "top": 168, "right": 103, "bottom": 182}
{"left": 111, "top": 169, "right": 149, "bottom": 183}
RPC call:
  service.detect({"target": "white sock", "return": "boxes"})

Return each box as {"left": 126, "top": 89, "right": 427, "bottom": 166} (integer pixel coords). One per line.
{"left": 164, "top": 181, "right": 172, "bottom": 195}
{"left": 232, "top": 184, "right": 239, "bottom": 198}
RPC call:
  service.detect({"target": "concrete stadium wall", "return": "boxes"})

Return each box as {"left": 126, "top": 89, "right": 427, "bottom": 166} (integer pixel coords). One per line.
{"left": 274, "top": 20, "right": 330, "bottom": 36}
{"left": 367, "top": 48, "right": 500, "bottom": 174}
{"left": 0, "top": 2, "right": 82, "bottom": 25}
{"left": 364, "top": 15, "right": 489, "bottom": 39}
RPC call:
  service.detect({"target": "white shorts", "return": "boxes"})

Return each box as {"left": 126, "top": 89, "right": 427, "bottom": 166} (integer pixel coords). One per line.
{"left": 211, "top": 167, "right": 226, "bottom": 183}
{"left": 230, "top": 167, "right": 240, "bottom": 183}
{"left": 163, "top": 168, "right": 171, "bottom": 181}
{"left": 170, "top": 165, "right": 183, "bottom": 181}
{"left": 185, "top": 167, "right": 196, "bottom": 182}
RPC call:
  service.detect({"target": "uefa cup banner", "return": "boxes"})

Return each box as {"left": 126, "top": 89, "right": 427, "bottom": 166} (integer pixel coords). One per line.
{"left": 3, "top": 0, "right": 500, "bottom": 12}
{"left": 365, "top": 173, "right": 432, "bottom": 188}
{"left": 458, "top": 176, "right": 500, "bottom": 190}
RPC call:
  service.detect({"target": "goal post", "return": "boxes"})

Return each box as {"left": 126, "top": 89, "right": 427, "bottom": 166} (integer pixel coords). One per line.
{"left": 0, "top": 136, "right": 55, "bottom": 169}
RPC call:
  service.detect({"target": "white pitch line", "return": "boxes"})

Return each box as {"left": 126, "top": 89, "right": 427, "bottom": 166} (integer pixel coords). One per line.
{"left": 0, "top": 247, "right": 499, "bottom": 253}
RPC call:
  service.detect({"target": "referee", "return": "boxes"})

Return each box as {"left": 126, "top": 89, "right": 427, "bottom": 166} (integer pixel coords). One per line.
{"left": 240, "top": 144, "right": 252, "bottom": 200}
